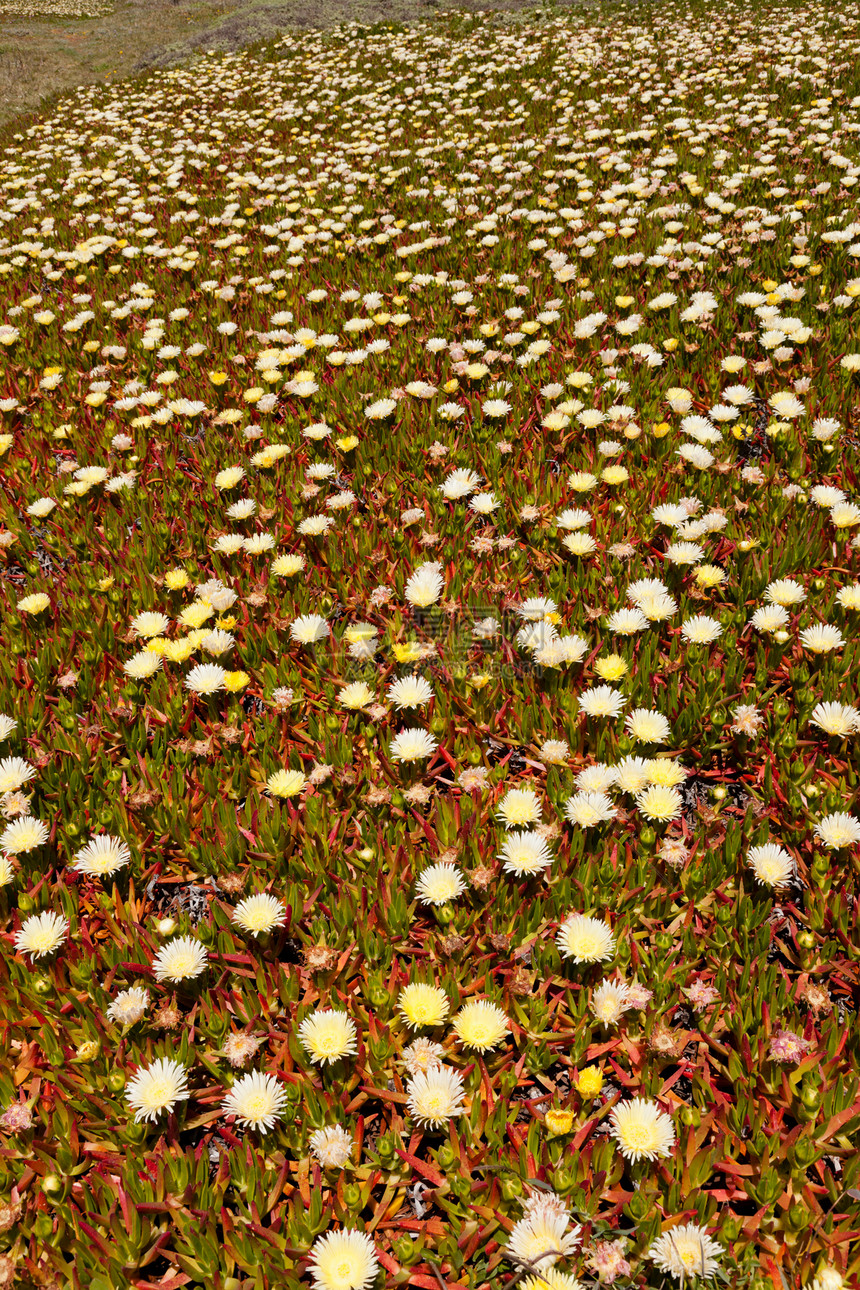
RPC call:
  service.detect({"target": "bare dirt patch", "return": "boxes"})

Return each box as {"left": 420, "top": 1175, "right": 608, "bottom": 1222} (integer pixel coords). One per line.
{"left": 0, "top": 0, "right": 562, "bottom": 126}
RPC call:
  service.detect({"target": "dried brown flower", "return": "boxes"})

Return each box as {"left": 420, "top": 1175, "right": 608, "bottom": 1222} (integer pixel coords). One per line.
{"left": 404, "top": 783, "right": 434, "bottom": 805}
{"left": 648, "top": 1024, "right": 688, "bottom": 1059}
{"left": 508, "top": 967, "right": 535, "bottom": 998}
{"left": 0, "top": 1103, "right": 31, "bottom": 1134}
{"left": 800, "top": 981, "right": 832, "bottom": 1015}
{"left": 153, "top": 1000, "right": 182, "bottom": 1030}
{"left": 128, "top": 788, "right": 160, "bottom": 810}
{"left": 223, "top": 1032, "right": 263, "bottom": 1068}
{"left": 304, "top": 944, "right": 338, "bottom": 973}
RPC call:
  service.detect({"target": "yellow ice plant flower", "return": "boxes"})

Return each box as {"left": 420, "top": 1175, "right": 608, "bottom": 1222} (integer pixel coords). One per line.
{"left": 343, "top": 623, "right": 377, "bottom": 644}
{"left": 266, "top": 769, "right": 307, "bottom": 798}
{"left": 557, "top": 914, "right": 615, "bottom": 964}
{"left": 415, "top": 862, "right": 465, "bottom": 905}
{"left": 299, "top": 1009, "right": 358, "bottom": 1066}
{"left": 544, "top": 1108, "right": 575, "bottom": 1137}
{"left": 497, "top": 787, "right": 542, "bottom": 828}
{"left": 126, "top": 1057, "right": 189, "bottom": 1123}
{"left": 272, "top": 553, "right": 306, "bottom": 577}
{"left": 232, "top": 893, "right": 288, "bottom": 936}
{"left": 520, "top": 1273, "right": 581, "bottom": 1290}
{"left": 576, "top": 1066, "right": 604, "bottom": 1098}
{"left": 0, "top": 757, "right": 35, "bottom": 794}
{"left": 179, "top": 602, "right": 214, "bottom": 629}
{"left": 223, "top": 670, "right": 250, "bottom": 692}
{"left": 647, "top": 759, "right": 688, "bottom": 788}
{"left": 398, "top": 983, "right": 450, "bottom": 1029}
{"left": 152, "top": 936, "right": 208, "bottom": 983}
{"left": 164, "top": 568, "right": 190, "bottom": 591}
{"left": 308, "top": 1229, "right": 378, "bottom": 1290}
{"left": 132, "top": 611, "right": 170, "bottom": 639}
{"left": 1, "top": 817, "right": 49, "bottom": 855}
{"left": 14, "top": 911, "right": 68, "bottom": 960}
{"left": 694, "top": 564, "right": 726, "bottom": 589}
{"left": 594, "top": 654, "right": 628, "bottom": 682}
{"left": 222, "top": 1071, "right": 288, "bottom": 1133}
{"left": 338, "top": 681, "right": 375, "bottom": 710}
{"left": 215, "top": 466, "right": 246, "bottom": 491}
{"left": 72, "top": 835, "right": 132, "bottom": 878}
{"left": 407, "top": 1065, "right": 466, "bottom": 1128}
{"left": 157, "top": 638, "right": 189, "bottom": 662}
{"left": 648, "top": 1224, "right": 724, "bottom": 1281}
{"left": 392, "top": 641, "right": 425, "bottom": 664}
{"left": 17, "top": 593, "right": 50, "bottom": 615}
{"left": 452, "top": 999, "right": 509, "bottom": 1052}
{"left": 610, "top": 1097, "right": 676, "bottom": 1161}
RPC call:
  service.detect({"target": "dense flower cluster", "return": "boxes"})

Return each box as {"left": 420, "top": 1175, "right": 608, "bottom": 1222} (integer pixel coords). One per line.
{"left": 0, "top": 1, "right": 858, "bottom": 1286}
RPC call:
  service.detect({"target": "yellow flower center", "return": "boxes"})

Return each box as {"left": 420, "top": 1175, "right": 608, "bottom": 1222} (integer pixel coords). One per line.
{"left": 622, "top": 1121, "right": 658, "bottom": 1150}
{"left": 145, "top": 1078, "right": 172, "bottom": 1107}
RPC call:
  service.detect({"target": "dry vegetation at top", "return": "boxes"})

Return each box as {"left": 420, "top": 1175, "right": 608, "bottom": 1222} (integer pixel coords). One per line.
{"left": 0, "top": 0, "right": 561, "bottom": 127}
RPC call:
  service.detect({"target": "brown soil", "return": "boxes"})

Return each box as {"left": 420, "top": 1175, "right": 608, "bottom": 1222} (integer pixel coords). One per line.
{"left": 0, "top": 0, "right": 563, "bottom": 127}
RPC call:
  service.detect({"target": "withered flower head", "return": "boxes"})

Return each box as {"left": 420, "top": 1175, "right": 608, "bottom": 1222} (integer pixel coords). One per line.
{"left": 153, "top": 1000, "right": 182, "bottom": 1031}
{"left": 648, "top": 1024, "right": 688, "bottom": 1059}
{"left": 508, "top": 967, "right": 535, "bottom": 998}
{"left": 304, "top": 943, "right": 338, "bottom": 973}
{"left": 222, "top": 1032, "right": 263, "bottom": 1069}
{"left": 0, "top": 1103, "right": 32, "bottom": 1134}
{"left": 801, "top": 981, "right": 832, "bottom": 1014}
{"left": 404, "top": 783, "right": 434, "bottom": 804}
